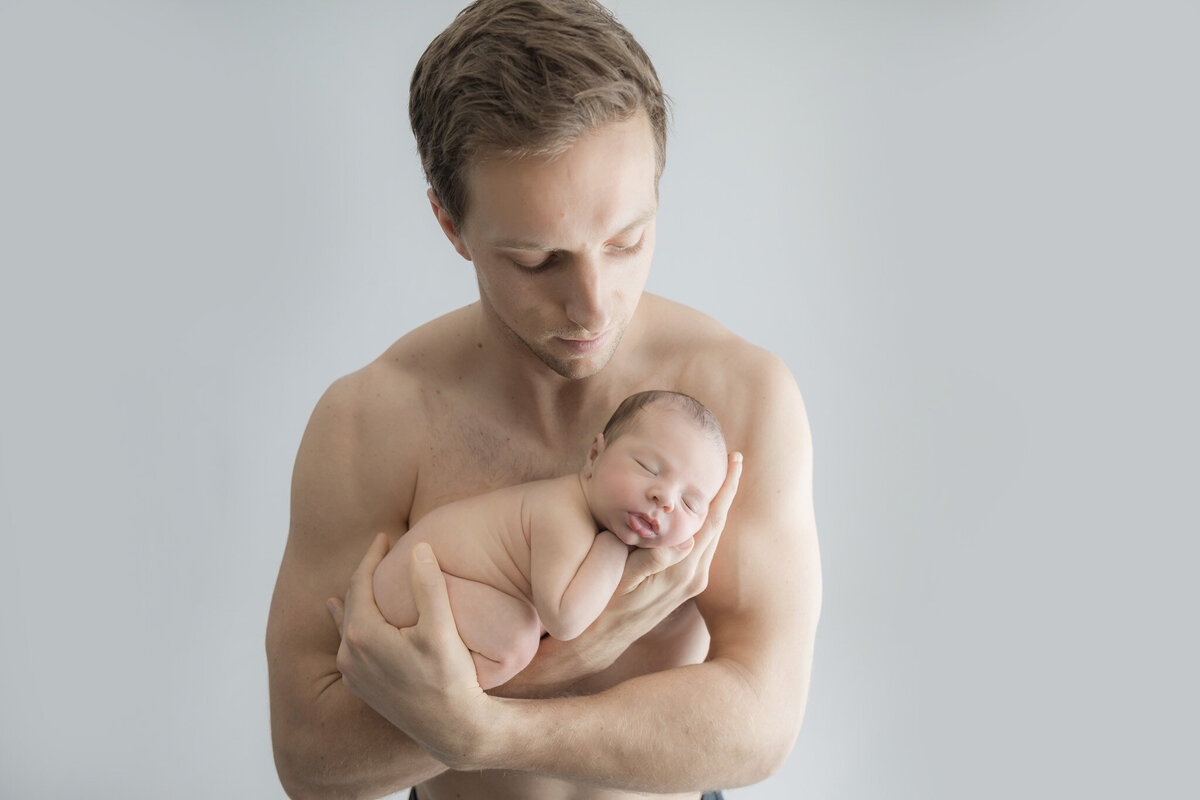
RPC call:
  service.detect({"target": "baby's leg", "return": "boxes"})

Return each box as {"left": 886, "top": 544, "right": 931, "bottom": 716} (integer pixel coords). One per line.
{"left": 376, "top": 565, "right": 542, "bottom": 689}
{"left": 441, "top": 574, "right": 542, "bottom": 689}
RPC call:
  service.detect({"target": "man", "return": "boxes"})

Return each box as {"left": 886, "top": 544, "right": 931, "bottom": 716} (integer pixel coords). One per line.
{"left": 266, "top": 1, "right": 821, "bottom": 798}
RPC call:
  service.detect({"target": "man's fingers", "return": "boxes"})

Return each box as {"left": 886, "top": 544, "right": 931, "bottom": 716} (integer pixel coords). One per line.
{"left": 714, "top": 451, "right": 744, "bottom": 518}
{"left": 697, "top": 452, "right": 743, "bottom": 543}
{"left": 408, "top": 542, "right": 456, "bottom": 634}
{"left": 344, "top": 532, "right": 392, "bottom": 616}
{"left": 352, "top": 532, "right": 392, "bottom": 582}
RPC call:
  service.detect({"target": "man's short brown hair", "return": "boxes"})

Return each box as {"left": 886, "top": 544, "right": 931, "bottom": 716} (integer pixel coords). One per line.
{"left": 410, "top": 0, "right": 669, "bottom": 227}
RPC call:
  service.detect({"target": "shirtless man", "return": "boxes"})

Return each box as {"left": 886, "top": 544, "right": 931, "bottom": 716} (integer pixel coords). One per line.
{"left": 265, "top": 2, "right": 822, "bottom": 799}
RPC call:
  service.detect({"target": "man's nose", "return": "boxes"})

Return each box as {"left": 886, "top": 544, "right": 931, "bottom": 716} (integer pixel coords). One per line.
{"left": 563, "top": 255, "right": 611, "bottom": 333}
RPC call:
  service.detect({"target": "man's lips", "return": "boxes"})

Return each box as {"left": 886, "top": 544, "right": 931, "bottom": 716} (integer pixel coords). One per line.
{"left": 557, "top": 331, "right": 610, "bottom": 355}
{"left": 627, "top": 512, "right": 659, "bottom": 538}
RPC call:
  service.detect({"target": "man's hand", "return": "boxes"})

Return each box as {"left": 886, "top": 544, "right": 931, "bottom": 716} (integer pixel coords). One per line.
{"left": 616, "top": 450, "right": 743, "bottom": 613}
{"left": 327, "top": 534, "right": 496, "bottom": 770}
{"left": 528, "top": 451, "right": 745, "bottom": 683}
{"left": 623, "top": 451, "right": 743, "bottom": 594}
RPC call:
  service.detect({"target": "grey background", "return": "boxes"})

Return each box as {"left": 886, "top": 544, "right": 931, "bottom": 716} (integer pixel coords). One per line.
{"left": 1, "top": 0, "right": 1196, "bottom": 797}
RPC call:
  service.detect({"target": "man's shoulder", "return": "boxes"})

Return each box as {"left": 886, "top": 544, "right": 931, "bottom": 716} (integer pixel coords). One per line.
{"left": 641, "top": 294, "right": 796, "bottom": 394}
{"left": 320, "top": 306, "right": 474, "bottom": 423}
{"left": 638, "top": 295, "right": 803, "bottom": 441}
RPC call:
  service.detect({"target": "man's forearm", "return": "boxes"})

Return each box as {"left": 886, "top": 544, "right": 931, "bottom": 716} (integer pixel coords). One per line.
{"left": 272, "top": 676, "right": 447, "bottom": 798}
{"left": 479, "top": 657, "right": 800, "bottom": 792}
{"left": 276, "top": 636, "right": 625, "bottom": 798}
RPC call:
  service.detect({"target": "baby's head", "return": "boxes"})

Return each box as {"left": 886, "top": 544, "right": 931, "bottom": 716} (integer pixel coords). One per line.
{"left": 581, "top": 390, "right": 728, "bottom": 548}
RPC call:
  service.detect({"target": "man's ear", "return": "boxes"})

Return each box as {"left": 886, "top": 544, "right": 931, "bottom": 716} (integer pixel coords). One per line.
{"left": 428, "top": 188, "right": 472, "bottom": 261}
{"left": 583, "top": 433, "right": 605, "bottom": 478}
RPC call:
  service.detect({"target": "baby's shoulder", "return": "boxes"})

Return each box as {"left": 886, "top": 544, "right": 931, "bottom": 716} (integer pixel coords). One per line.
{"left": 522, "top": 476, "right": 596, "bottom": 532}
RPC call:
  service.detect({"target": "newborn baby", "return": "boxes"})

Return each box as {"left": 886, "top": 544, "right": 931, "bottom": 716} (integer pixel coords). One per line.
{"left": 373, "top": 389, "right": 729, "bottom": 689}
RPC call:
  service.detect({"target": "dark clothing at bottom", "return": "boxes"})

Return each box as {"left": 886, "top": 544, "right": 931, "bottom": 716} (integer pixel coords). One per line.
{"left": 409, "top": 790, "right": 725, "bottom": 800}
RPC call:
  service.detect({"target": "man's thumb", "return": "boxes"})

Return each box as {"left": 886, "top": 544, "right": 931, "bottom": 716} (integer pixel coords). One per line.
{"left": 408, "top": 542, "right": 454, "bottom": 628}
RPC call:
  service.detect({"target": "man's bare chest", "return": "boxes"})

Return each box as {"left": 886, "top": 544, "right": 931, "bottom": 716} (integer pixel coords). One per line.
{"left": 407, "top": 409, "right": 593, "bottom": 527}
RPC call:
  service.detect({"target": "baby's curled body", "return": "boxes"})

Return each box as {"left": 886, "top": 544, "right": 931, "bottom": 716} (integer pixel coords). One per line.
{"left": 374, "top": 474, "right": 606, "bottom": 688}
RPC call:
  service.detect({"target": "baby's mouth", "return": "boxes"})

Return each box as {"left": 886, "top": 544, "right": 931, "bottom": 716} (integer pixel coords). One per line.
{"left": 627, "top": 512, "right": 659, "bottom": 538}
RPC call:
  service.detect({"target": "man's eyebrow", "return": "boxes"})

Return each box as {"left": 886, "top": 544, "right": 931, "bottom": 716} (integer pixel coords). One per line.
{"left": 610, "top": 208, "right": 657, "bottom": 240}
{"left": 492, "top": 208, "right": 657, "bottom": 251}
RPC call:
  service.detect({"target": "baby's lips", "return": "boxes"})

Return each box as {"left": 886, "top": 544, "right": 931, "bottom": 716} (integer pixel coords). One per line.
{"left": 628, "top": 511, "right": 658, "bottom": 538}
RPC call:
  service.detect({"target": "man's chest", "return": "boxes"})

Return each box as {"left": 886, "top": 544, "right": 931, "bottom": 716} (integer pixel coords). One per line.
{"left": 406, "top": 410, "right": 593, "bottom": 527}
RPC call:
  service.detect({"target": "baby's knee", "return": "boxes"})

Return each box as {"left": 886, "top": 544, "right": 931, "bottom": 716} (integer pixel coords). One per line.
{"left": 374, "top": 573, "right": 416, "bottom": 628}
{"left": 511, "top": 611, "right": 542, "bottom": 664}
{"left": 478, "top": 612, "right": 541, "bottom": 689}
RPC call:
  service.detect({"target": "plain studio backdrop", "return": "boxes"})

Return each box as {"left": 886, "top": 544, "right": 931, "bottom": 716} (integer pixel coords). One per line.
{"left": 1, "top": 1, "right": 1196, "bottom": 797}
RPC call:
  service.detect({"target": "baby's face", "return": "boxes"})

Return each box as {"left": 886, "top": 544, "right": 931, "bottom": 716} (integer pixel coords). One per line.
{"left": 585, "top": 407, "right": 728, "bottom": 548}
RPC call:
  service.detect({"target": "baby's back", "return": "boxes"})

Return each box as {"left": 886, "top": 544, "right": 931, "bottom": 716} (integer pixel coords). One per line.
{"left": 374, "top": 475, "right": 577, "bottom": 621}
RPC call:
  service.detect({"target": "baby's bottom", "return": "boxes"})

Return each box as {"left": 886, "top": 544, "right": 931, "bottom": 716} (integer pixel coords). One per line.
{"left": 382, "top": 572, "right": 542, "bottom": 690}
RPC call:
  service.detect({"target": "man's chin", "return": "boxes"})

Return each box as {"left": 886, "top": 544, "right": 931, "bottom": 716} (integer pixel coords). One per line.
{"left": 543, "top": 358, "right": 611, "bottom": 381}
{"left": 536, "top": 338, "right": 622, "bottom": 380}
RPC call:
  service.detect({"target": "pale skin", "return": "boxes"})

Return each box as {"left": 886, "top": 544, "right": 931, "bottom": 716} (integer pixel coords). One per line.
{"left": 265, "top": 112, "right": 823, "bottom": 799}
{"left": 372, "top": 404, "right": 730, "bottom": 690}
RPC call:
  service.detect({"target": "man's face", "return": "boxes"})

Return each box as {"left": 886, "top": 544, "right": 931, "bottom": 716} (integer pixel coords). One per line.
{"left": 444, "top": 113, "right": 659, "bottom": 380}
{"left": 584, "top": 406, "right": 728, "bottom": 549}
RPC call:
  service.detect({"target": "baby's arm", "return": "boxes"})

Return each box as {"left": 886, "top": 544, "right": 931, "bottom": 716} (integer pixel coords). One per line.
{"left": 530, "top": 515, "right": 630, "bottom": 642}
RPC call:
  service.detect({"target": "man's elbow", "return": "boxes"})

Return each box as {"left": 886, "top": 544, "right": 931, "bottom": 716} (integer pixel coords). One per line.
{"left": 274, "top": 752, "right": 367, "bottom": 800}
{"left": 761, "top": 727, "right": 801, "bottom": 781}
{"left": 272, "top": 722, "right": 354, "bottom": 800}
{"left": 730, "top": 723, "right": 799, "bottom": 786}
{"left": 273, "top": 739, "right": 326, "bottom": 800}
{"left": 721, "top": 666, "right": 807, "bottom": 786}
{"left": 277, "top": 770, "right": 322, "bottom": 800}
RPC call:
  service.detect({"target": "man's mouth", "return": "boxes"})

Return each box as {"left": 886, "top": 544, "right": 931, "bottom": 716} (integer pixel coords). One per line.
{"left": 557, "top": 331, "right": 611, "bottom": 356}
{"left": 627, "top": 512, "right": 659, "bottom": 538}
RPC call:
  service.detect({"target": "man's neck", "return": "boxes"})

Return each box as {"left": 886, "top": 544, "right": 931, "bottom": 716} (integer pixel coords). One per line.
{"left": 465, "top": 303, "right": 643, "bottom": 450}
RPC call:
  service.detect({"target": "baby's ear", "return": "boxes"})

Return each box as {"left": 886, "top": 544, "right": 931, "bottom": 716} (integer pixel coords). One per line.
{"left": 583, "top": 433, "right": 606, "bottom": 477}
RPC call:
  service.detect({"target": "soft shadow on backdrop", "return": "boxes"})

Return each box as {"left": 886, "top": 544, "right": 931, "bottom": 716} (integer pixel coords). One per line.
{"left": 0, "top": 1, "right": 1195, "bottom": 797}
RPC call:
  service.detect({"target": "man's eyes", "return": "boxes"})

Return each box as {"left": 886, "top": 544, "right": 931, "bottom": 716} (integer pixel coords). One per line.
{"left": 509, "top": 234, "right": 645, "bottom": 271}
{"left": 607, "top": 233, "right": 646, "bottom": 256}
{"left": 512, "top": 252, "right": 559, "bottom": 271}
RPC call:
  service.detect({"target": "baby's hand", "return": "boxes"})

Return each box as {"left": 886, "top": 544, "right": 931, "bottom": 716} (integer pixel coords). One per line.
{"left": 620, "top": 451, "right": 743, "bottom": 596}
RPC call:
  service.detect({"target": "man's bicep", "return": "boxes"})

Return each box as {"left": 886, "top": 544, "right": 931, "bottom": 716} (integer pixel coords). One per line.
{"left": 698, "top": 360, "right": 822, "bottom": 723}
{"left": 267, "top": 375, "right": 416, "bottom": 710}
{"left": 699, "top": 502, "right": 820, "bottom": 755}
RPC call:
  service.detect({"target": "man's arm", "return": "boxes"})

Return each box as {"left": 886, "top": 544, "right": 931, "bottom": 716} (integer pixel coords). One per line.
{"left": 339, "top": 352, "right": 821, "bottom": 792}
{"left": 266, "top": 373, "right": 448, "bottom": 797}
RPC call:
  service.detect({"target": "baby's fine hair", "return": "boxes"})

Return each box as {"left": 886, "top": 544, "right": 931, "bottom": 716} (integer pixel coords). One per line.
{"left": 602, "top": 390, "right": 725, "bottom": 449}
